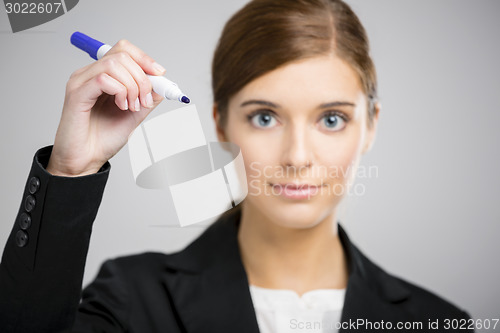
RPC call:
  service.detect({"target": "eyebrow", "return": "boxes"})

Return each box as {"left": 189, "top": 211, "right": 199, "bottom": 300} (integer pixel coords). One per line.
{"left": 319, "top": 101, "right": 356, "bottom": 108}
{"left": 240, "top": 100, "right": 356, "bottom": 109}
{"left": 240, "top": 100, "right": 279, "bottom": 108}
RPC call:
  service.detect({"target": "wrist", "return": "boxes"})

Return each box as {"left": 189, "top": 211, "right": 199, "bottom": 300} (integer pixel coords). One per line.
{"left": 46, "top": 158, "right": 102, "bottom": 177}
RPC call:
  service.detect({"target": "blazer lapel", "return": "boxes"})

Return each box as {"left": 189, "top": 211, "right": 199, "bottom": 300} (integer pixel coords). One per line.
{"left": 162, "top": 208, "right": 260, "bottom": 333}
{"left": 161, "top": 207, "right": 413, "bottom": 333}
{"left": 340, "top": 274, "right": 410, "bottom": 331}
{"left": 337, "top": 225, "right": 412, "bottom": 332}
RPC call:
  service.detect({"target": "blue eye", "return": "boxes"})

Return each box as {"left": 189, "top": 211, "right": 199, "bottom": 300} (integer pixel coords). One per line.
{"left": 321, "top": 112, "right": 347, "bottom": 131}
{"left": 248, "top": 111, "right": 277, "bottom": 128}
{"left": 246, "top": 110, "right": 349, "bottom": 131}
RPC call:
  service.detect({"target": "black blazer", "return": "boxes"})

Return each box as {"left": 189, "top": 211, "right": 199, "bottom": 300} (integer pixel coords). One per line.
{"left": 0, "top": 146, "right": 473, "bottom": 333}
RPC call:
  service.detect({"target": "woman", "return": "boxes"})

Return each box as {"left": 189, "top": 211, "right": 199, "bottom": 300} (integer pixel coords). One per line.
{"left": 0, "top": 0, "right": 473, "bottom": 332}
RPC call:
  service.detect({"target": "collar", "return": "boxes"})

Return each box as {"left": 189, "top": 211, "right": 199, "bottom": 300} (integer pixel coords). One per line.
{"left": 162, "top": 206, "right": 411, "bottom": 332}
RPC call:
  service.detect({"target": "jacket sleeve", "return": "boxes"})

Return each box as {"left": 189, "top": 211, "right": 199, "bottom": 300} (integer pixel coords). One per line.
{"left": 0, "top": 146, "right": 111, "bottom": 333}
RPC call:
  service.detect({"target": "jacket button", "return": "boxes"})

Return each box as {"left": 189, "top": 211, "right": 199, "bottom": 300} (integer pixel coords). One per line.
{"left": 19, "top": 212, "right": 32, "bottom": 230}
{"left": 29, "top": 177, "right": 41, "bottom": 194}
{"left": 15, "top": 230, "right": 28, "bottom": 247}
{"left": 25, "top": 195, "right": 36, "bottom": 212}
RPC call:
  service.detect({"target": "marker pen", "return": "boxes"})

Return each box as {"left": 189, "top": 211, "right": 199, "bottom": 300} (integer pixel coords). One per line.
{"left": 70, "top": 31, "right": 190, "bottom": 104}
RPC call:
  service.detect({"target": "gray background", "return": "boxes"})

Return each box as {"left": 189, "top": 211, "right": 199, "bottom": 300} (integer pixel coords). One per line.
{"left": 1, "top": 0, "right": 499, "bottom": 327}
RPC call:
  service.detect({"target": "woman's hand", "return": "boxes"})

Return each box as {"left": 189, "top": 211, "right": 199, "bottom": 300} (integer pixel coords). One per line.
{"left": 46, "top": 39, "right": 166, "bottom": 177}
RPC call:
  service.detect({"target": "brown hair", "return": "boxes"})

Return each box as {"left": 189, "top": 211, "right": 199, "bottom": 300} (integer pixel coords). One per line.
{"left": 212, "top": 0, "right": 378, "bottom": 129}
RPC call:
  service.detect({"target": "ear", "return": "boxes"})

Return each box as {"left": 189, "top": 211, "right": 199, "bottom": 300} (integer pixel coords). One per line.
{"left": 362, "top": 101, "right": 381, "bottom": 154}
{"left": 213, "top": 103, "right": 228, "bottom": 142}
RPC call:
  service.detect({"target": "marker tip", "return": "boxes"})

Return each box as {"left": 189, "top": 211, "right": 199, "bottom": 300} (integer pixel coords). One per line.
{"left": 181, "top": 96, "right": 190, "bottom": 104}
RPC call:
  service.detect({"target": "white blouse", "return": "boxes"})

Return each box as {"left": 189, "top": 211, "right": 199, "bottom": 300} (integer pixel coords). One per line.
{"left": 249, "top": 284, "right": 346, "bottom": 333}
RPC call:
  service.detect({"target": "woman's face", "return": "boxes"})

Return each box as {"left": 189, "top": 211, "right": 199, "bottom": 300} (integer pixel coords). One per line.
{"left": 214, "top": 55, "right": 379, "bottom": 229}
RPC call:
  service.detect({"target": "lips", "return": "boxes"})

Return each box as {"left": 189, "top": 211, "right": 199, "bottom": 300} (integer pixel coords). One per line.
{"left": 268, "top": 182, "right": 324, "bottom": 199}
{"left": 270, "top": 183, "right": 323, "bottom": 189}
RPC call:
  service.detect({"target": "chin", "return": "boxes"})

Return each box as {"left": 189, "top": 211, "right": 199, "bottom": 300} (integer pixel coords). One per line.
{"left": 273, "top": 218, "right": 322, "bottom": 230}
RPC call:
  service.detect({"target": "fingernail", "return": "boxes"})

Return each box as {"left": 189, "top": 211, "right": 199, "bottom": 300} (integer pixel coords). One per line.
{"left": 153, "top": 62, "right": 166, "bottom": 74}
{"left": 146, "top": 93, "right": 153, "bottom": 108}
{"left": 124, "top": 99, "right": 128, "bottom": 110}
{"left": 135, "top": 98, "right": 140, "bottom": 112}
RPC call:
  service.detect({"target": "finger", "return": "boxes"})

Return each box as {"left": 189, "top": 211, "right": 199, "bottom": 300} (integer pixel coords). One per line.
{"left": 107, "top": 39, "right": 166, "bottom": 76}
{"left": 113, "top": 52, "right": 154, "bottom": 109}
{"left": 68, "top": 63, "right": 93, "bottom": 81}
{"left": 128, "top": 90, "right": 165, "bottom": 124}
{"left": 78, "top": 73, "right": 128, "bottom": 111}
{"left": 84, "top": 57, "right": 140, "bottom": 111}
{"left": 73, "top": 54, "right": 150, "bottom": 111}
{"left": 151, "top": 91, "right": 164, "bottom": 105}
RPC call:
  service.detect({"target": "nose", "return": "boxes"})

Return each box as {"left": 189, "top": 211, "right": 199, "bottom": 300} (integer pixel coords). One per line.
{"left": 280, "top": 124, "right": 314, "bottom": 172}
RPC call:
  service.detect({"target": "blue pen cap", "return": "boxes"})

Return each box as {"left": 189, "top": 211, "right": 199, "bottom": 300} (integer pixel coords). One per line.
{"left": 71, "top": 32, "right": 104, "bottom": 60}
